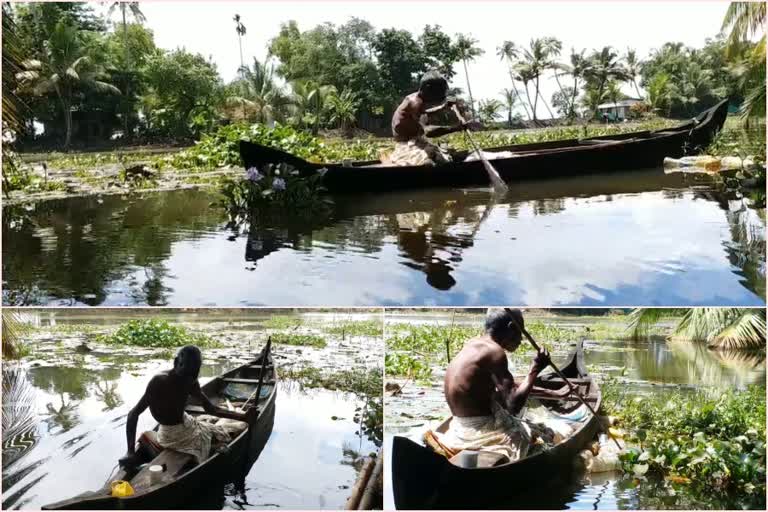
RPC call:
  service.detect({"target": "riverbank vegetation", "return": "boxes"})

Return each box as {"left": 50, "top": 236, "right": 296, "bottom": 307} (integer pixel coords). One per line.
{"left": 628, "top": 308, "right": 766, "bottom": 349}
{"left": 602, "top": 382, "right": 765, "bottom": 509}
{"left": 2, "top": 2, "right": 764, "bottom": 199}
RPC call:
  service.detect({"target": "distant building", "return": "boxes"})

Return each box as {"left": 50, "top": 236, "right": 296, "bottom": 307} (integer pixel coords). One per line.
{"left": 596, "top": 98, "right": 643, "bottom": 121}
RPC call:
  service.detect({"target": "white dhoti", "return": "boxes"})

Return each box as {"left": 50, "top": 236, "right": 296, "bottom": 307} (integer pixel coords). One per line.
{"left": 431, "top": 401, "right": 582, "bottom": 462}
{"left": 433, "top": 402, "right": 533, "bottom": 461}
{"left": 388, "top": 136, "right": 452, "bottom": 166}
{"left": 157, "top": 413, "right": 243, "bottom": 463}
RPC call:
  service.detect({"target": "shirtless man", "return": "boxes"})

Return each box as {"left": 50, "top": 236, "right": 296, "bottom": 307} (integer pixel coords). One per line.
{"left": 119, "top": 345, "right": 256, "bottom": 468}
{"left": 389, "top": 71, "right": 479, "bottom": 166}
{"left": 445, "top": 308, "right": 561, "bottom": 418}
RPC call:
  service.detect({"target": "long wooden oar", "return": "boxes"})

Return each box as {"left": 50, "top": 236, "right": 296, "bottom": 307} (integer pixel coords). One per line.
{"left": 452, "top": 105, "right": 509, "bottom": 195}
{"left": 504, "top": 308, "right": 622, "bottom": 450}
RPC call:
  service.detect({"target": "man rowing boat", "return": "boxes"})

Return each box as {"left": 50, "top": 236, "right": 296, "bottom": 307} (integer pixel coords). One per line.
{"left": 389, "top": 71, "right": 480, "bottom": 166}
{"left": 430, "top": 308, "right": 571, "bottom": 462}
{"left": 119, "top": 346, "right": 255, "bottom": 468}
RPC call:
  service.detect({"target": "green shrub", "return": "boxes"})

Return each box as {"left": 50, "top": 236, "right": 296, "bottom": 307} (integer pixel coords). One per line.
{"left": 96, "top": 319, "right": 219, "bottom": 348}
{"left": 325, "top": 320, "right": 383, "bottom": 338}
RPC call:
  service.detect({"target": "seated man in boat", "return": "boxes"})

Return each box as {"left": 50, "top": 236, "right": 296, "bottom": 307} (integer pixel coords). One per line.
{"left": 430, "top": 308, "right": 570, "bottom": 462}
{"left": 119, "top": 345, "right": 255, "bottom": 469}
{"left": 389, "top": 70, "right": 479, "bottom": 166}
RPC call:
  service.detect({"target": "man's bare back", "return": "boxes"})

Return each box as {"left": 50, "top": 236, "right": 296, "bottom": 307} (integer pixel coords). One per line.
{"left": 444, "top": 336, "right": 508, "bottom": 417}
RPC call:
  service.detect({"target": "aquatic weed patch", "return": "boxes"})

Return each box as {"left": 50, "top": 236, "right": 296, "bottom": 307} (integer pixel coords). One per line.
{"left": 602, "top": 381, "right": 766, "bottom": 508}
{"left": 262, "top": 315, "right": 304, "bottom": 330}
{"left": 96, "top": 319, "right": 220, "bottom": 348}
{"left": 271, "top": 332, "right": 327, "bottom": 348}
{"left": 325, "top": 320, "right": 383, "bottom": 338}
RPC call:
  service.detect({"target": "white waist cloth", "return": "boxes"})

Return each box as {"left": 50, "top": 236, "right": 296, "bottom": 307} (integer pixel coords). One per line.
{"left": 434, "top": 401, "right": 583, "bottom": 461}
{"left": 434, "top": 402, "right": 533, "bottom": 461}
{"left": 157, "top": 413, "right": 233, "bottom": 463}
{"left": 389, "top": 136, "right": 452, "bottom": 166}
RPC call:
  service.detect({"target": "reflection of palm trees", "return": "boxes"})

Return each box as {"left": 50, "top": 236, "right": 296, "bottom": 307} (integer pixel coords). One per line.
{"left": 45, "top": 394, "right": 79, "bottom": 432}
{"left": 667, "top": 340, "right": 766, "bottom": 388}
{"left": 2, "top": 368, "right": 38, "bottom": 469}
{"left": 94, "top": 381, "right": 123, "bottom": 411}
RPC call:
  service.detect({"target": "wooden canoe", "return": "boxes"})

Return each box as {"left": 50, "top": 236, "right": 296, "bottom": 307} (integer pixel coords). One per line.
{"left": 240, "top": 99, "right": 728, "bottom": 193}
{"left": 390, "top": 341, "right": 601, "bottom": 510}
{"left": 42, "top": 341, "right": 278, "bottom": 510}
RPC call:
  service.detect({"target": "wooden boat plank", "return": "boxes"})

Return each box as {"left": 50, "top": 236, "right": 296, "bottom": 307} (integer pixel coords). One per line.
{"left": 130, "top": 450, "right": 195, "bottom": 491}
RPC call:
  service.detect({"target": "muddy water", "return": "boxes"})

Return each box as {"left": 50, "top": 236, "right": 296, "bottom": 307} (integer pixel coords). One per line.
{"left": 383, "top": 313, "right": 766, "bottom": 510}
{"left": 3, "top": 169, "right": 765, "bottom": 306}
{"left": 1, "top": 312, "right": 382, "bottom": 510}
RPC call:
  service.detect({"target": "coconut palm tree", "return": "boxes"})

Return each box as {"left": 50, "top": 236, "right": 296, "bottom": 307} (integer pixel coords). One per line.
{"left": 328, "top": 89, "right": 361, "bottom": 136}
{"left": 2, "top": 310, "right": 29, "bottom": 360}
{"left": 16, "top": 20, "right": 120, "bottom": 150}
{"left": 585, "top": 46, "right": 628, "bottom": 119}
{"left": 512, "top": 61, "right": 538, "bottom": 123}
{"left": 553, "top": 48, "right": 590, "bottom": 121}
{"left": 605, "top": 80, "right": 624, "bottom": 119}
{"left": 233, "top": 14, "right": 246, "bottom": 73}
{"left": 107, "top": 2, "right": 145, "bottom": 137}
{"left": 520, "top": 37, "right": 562, "bottom": 124}
{"left": 628, "top": 308, "right": 766, "bottom": 350}
{"left": 454, "top": 34, "right": 484, "bottom": 118}
{"left": 721, "top": 2, "right": 766, "bottom": 120}
{"left": 478, "top": 98, "right": 503, "bottom": 125}
{"left": 289, "top": 80, "right": 337, "bottom": 134}
{"left": 2, "top": 4, "right": 27, "bottom": 197}
{"left": 496, "top": 41, "right": 531, "bottom": 121}
{"left": 624, "top": 48, "right": 643, "bottom": 99}
{"left": 226, "top": 57, "right": 290, "bottom": 124}
{"left": 646, "top": 72, "right": 672, "bottom": 115}
{"left": 500, "top": 88, "right": 517, "bottom": 127}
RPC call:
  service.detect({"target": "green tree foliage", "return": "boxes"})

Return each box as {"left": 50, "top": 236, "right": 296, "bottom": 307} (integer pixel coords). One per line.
{"left": 721, "top": 2, "right": 766, "bottom": 120}
{"left": 142, "top": 49, "right": 222, "bottom": 138}
{"left": 16, "top": 19, "right": 120, "bottom": 149}
{"left": 454, "top": 33, "right": 484, "bottom": 117}
{"left": 477, "top": 98, "right": 503, "bottom": 125}
{"left": 514, "top": 37, "right": 562, "bottom": 123}
{"left": 584, "top": 46, "right": 628, "bottom": 119}
{"left": 224, "top": 57, "right": 290, "bottom": 125}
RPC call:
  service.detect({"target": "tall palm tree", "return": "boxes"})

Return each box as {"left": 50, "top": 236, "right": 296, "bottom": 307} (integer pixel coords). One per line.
{"left": 585, "top": 46, "right": 628, "bottom": 119}
{"left": 233, "top": 14, "right": 246, "bottom": 74}
{"left": 2, "top": 4, "right": 27, "bottom": 197}
{"left": 721, "top": 2, "right": 766, "bottom": 120}
{"left": 107, "top": 2, "right": 145, "bottom": 136}
{"left": 500, "top": 88, "right": 517, "bottom": 127}
{"left": 513, "top": 61, "right": 538, "bottom": 123}
{"left": 454, "top": 34, "right": 484, "bottom": 118}
{"left": 628, "top": 308, "right": 766, "bottom": 350}
{"left": 520, "top": 37, "right": 562, "bottom": 124}
{"left": 496, "top": 41, "right": 531, "bottom": 121}
{"left": 16, "top": 20, "right": 120, "bottom": 150}
{"left": 647, "top": 72, "right": 672, "bottom": 115}
{"left": 553, "top": 48, "right": 590, "bottom": 120}
{"left": 624, "top": 48, "right": 643, "bottom": 99}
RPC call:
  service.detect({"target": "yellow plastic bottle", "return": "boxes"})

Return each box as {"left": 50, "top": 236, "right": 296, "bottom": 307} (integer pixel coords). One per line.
{"left": 110, "top": 480, "right": 135, "bottom": 498}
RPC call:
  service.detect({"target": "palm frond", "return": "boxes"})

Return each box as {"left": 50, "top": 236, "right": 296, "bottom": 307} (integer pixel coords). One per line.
{"left": 710, "top": 310, "right": 766, "bottom": 349}
{"left": 627, "top": 308, "right": 687, "bottom": 339}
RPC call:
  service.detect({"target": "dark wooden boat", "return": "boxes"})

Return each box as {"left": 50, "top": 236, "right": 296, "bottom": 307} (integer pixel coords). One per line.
{"left": 240, "top": 99, "right": 728, "bottom": 193}
{"left": 390, "top": 341, "right": 601, "bottom": 510}
{"left": 42, "top": 341, "right": 278, "bottom": 510}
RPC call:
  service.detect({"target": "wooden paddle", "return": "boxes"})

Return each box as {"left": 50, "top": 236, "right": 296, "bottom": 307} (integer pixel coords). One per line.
{"left": 503, "top": 308, "right": 622, "bottom": 450}
{"left": 451, "top": 105, "right": 509, "bottom": 195}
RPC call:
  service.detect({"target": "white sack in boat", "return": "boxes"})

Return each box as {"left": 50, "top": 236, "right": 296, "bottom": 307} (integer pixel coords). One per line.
{"left": 463, "top": 150, "right": 517, "bottom": 162}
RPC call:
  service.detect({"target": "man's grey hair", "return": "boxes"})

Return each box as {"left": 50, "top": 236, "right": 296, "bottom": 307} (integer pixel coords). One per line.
{"left": 484, "top": 308, "right": 524, "bottom": 340}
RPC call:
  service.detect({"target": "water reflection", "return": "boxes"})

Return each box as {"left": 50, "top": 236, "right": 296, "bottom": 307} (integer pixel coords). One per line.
{"left": 3, "top": 169, "right": 765, "bottom": 306}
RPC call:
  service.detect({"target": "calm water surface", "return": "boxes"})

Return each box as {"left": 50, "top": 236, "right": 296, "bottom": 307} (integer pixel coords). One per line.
{"left": 383, "top": 314, "right": 766, "bottom": 510}
{"left": 3, "top": 169, "right": 765, "bottom": 306}
{"left": 2, "top": 313, "right": 380, "bottom": 510}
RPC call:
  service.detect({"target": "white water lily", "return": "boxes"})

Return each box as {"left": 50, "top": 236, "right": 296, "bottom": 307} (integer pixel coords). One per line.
{"left": 633, "top": 463, "right": 649, "bottom": 476}
{"left": 638, "top": 451, "right": 650, "bottom": 462}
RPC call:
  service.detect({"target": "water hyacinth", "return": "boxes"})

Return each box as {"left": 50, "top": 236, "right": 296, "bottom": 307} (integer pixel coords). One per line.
{"left": 272, "top": 177, "right": 286, "bottom": 191}
{"left": 246, "top": 166, "right": 263, "bottom": 182}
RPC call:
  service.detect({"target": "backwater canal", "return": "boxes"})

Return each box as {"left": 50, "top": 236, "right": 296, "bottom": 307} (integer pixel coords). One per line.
{"left": 1, "top": 311, "right": 383, "bottom": 510}
{"left": 383, "top": 312, "right": 766, "bottom": 510}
